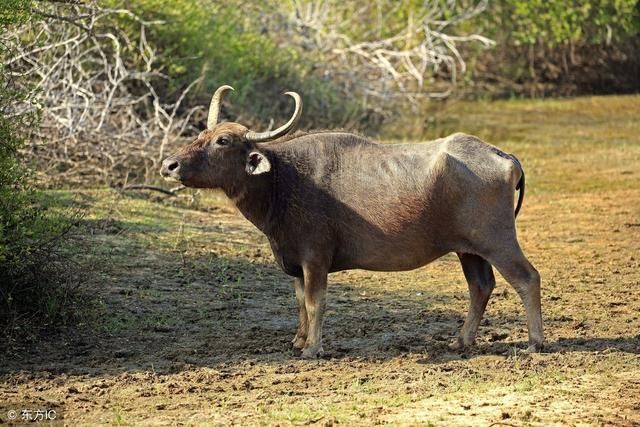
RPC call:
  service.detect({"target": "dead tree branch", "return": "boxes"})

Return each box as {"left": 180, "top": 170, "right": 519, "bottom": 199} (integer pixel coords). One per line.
{"left": 3, "top": 1, "right": 199, "bottom": 188}
{"left": 122, "top": 184, "right": 186, "bottom": 196}
{"left": 274, "top": 0, "right": 494, "bottom": 103}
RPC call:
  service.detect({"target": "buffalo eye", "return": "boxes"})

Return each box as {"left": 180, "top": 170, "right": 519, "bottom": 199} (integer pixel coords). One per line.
{"left": 216, "top": 136, "right": 230, "bottom": 146}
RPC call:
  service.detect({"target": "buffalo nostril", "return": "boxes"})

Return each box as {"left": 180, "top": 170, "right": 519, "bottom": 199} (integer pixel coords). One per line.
{"left": 161, "top": 158, "right": 180, "bottom": 178}
{"left": 167, "top": 161, "right": 179, "bottom": 172}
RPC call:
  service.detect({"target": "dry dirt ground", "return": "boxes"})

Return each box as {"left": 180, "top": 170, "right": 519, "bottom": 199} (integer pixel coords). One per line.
{"left": 1, "top": 95, "right": 640, "bottom": 425}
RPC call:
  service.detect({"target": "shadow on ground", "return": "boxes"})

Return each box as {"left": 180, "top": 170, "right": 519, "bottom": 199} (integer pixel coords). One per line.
{"left": 2, "top": 242, "right": 638, "bottom": 379}
{"left": 2, "top": 193, "right": 639, "bottom": 380}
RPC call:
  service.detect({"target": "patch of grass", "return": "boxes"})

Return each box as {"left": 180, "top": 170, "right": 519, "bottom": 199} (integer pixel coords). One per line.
{"left": 267, "top": 404, "right": 328, "bottom": 423}
{"left": 0, "top": 191, "right": 87, "bottom": 343}
{"left": 110, "top": 405, "right": 129, "bottom": 426}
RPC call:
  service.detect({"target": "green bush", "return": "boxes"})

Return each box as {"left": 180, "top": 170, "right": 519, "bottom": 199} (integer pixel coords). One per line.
{"left": 462, "top": 0, "right": 640, "bottom": 97}
{"left": 100, "top": 0, "right": 639, "bottom": 131}
{"left": 105, "top": 0, "right": 367, "bottom": 131}
{"left": 0, "top": 0, "right": 31, "bottom": 25}
{"left": 480, "top": 0, "right": 640, "bottom": 47}
{"left": 1, "top": 0, "right": 82, "bottom": 338}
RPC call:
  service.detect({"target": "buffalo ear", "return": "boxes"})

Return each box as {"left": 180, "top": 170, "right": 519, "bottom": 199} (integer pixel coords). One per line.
{"left": 246, "top": 151, "right": 271, "bottom": 175}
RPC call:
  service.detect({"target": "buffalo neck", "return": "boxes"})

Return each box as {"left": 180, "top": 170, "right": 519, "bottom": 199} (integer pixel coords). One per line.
{"left": 222, "top": 157, "right": 276, "bottom": 235}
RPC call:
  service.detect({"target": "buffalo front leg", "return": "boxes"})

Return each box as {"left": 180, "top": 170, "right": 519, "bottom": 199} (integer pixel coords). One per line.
{"left": 291, "top": 277, "right": 308, "bottom": 351}
{"left": 450, "top": 253, "right": 496, "bottom": 350}
{"left": 300, "top": 263, "right": 328, "bottom": 359}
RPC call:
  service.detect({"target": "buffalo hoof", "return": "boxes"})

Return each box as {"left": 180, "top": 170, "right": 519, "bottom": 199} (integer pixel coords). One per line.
{"left": 448, "top": 338, "right": 463, "bottom": 351}
{"left": 525, "top": 341, "right": 544, "bottom": 353}
{"left": 292, "top": 335, "right": 306, "bottom": 351}
{"left": 301, "top": 345, "right": 323, "bottom": 359}
{"left": 448, "top": 337, "right": 472, "bottom": 351}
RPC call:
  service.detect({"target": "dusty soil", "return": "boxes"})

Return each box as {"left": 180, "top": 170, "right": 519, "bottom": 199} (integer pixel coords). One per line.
{"left": 1, "top": 96, "right": 639, "bottom": 425}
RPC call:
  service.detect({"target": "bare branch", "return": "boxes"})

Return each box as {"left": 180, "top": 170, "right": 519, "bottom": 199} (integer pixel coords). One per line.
{"left": 36, "top": 0, "right": 85, "bottom": 4}
{"left": 3, "top": 1, "right": 200, "bottom": 188}
{"left": 31, "top": 9, "right": 92, "bottom": 32}
{"left": 271, "top": 0, "right": 494, "bottom": 103}
{"left": 122, "top": 184, "right": 186, "bottom": 196}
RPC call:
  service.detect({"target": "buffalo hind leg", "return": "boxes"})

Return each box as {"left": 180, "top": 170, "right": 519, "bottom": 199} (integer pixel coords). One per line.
{"left": 291, "top": 277, "right": 308, "bottom": 352}
{"left": 450, "top": 253, "right": 496, "bottom": 350}
{"left": 487, "top": 243, "right": 544, "bottom": 352}
{"left": 301, "top": 263, "right": 328, "bottom": 359}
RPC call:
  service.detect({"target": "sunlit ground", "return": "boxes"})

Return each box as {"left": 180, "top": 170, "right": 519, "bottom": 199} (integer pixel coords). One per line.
{"left": 1, "top": 95, "right": 639, "bottom": 426}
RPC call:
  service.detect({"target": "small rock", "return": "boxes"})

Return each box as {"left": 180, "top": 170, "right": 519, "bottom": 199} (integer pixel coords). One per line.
{"left": 489, "top": 331, "right": 509, "bottom": 342}
{"left": 114, "top": 349, "right": 134, "bottom": 358}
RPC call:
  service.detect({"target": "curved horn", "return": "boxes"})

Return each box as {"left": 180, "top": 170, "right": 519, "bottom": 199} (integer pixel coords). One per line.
{"left": 207, "top": 85, "right": 234, "bottom": 129}
{"left": 246, "top": 92, "right": 302, "bottom": 142}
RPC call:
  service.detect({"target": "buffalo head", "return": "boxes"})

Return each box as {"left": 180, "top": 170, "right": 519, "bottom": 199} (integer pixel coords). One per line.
{"left": 160, "top": 85, "right": 302, "bottom": 188}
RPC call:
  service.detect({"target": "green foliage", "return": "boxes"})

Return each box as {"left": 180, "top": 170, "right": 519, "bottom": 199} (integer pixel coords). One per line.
{"left": 481, "top": 0, "right": 640, "bottom": 46}
{"left": 0, "top": 0, "right": 31, "bottom": 25}
{"left": 455, "top": 0, "right": 640, "bottom": 98}
{"left": 1, "top": 2, "right": 82, "bottom": 335}
{"left": 99, "top": 0, "right": 638, "bottom": 127}
{"left": 0, "top": 0, "right": 34, "bottom": 266}
{"left": 105, "top": 0, "right": 364, "bottom": 130}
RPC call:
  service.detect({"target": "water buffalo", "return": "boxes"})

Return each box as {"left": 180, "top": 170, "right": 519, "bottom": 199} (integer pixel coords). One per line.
{"left": 160, "top": 85, "right": 544, "bottom": 358}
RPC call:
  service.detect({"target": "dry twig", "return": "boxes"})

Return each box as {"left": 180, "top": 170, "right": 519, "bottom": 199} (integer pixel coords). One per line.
{"left": 273, "top": 0, "right": 494, "bottom": 103}
{"left": 122, "top": 184, "right": 186, "bottom": 196}
{"left": 4, "top": 1, "right": 201, "bottom": 187}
